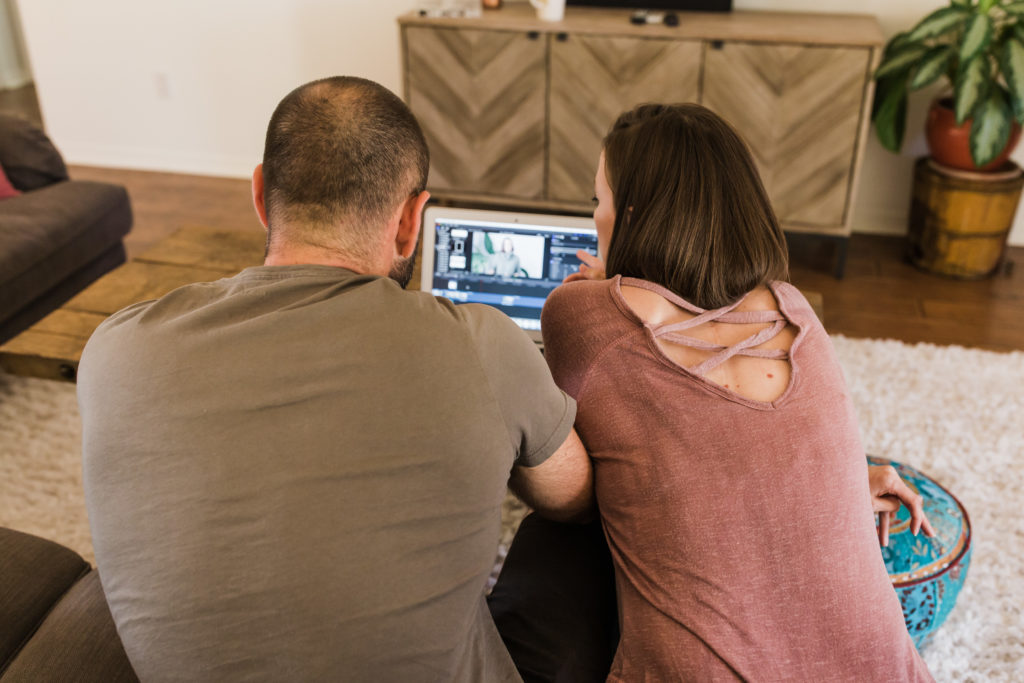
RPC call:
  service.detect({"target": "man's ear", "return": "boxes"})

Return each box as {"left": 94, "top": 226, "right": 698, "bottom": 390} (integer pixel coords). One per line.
{"left": 252, "top": 164, "right": 269, "bottom": 230}
{"left": 396, "top": 190, "right": 431, "bottom": 259}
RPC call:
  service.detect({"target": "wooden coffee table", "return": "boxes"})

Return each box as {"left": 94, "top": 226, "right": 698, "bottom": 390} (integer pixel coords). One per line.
{"left": 0, "top": 225, "right": 266, "bottom": 382}
{"left": 0, "top": 223, "right": 823, "bottom": 383}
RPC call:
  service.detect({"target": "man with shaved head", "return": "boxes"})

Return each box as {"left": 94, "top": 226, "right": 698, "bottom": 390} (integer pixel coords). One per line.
{"left": 78, "top": 77, "right": 592, "bottom": 682}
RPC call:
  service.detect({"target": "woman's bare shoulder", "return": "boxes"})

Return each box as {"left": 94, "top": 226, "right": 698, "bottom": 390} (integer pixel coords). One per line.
{"left": 619, "top": 283, "right": 680, "bottom": 326}
{"left": 618, "top": 283, "right": 778, "bottom": 326}
{"left": 735, "top": 286, "right": 780, "bottom": 312}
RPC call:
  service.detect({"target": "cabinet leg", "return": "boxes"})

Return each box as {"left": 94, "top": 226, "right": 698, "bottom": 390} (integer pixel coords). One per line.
{"left": 833, "top": 237, "right": 849, "bottom": 280}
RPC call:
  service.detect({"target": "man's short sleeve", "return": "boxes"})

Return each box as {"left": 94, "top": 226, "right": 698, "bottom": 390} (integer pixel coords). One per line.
{"left": 460, "top": 305, "right": 576, "bottom": 468}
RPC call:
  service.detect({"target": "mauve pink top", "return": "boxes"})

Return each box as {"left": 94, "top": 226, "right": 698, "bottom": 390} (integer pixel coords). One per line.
{"left": 541, "top": 276, "right": 933, "bottom": 682}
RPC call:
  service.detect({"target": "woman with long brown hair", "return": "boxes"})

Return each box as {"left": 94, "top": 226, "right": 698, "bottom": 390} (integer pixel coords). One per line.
{"left": 534, "top": 103, "right": 934, "bottom": 680}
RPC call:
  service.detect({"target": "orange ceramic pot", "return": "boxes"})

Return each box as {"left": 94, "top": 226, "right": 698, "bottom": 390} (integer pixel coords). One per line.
{"left": 926, "top": 97, "right": 1022, "bottom": 172}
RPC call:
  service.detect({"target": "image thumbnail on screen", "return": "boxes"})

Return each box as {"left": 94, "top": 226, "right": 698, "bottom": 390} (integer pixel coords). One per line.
{"left": 469, "top": 232, "right": 545, "bottom": 279}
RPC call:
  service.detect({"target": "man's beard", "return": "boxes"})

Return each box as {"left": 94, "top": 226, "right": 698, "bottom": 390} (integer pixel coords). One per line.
{"left": 388, "top": 253, "right": 415, "bottom": 289}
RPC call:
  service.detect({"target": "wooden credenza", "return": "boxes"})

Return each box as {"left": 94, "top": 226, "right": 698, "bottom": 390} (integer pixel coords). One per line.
{"left": 398, "top": 5, "right": 883, "bottom": 245}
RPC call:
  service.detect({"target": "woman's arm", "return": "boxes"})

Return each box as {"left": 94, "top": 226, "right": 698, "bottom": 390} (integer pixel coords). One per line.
{"left": 541, "top": 282, "right": 604, "bottom": 400}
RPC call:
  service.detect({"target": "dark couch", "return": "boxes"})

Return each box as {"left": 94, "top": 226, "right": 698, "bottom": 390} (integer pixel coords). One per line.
{"left": 0, "top": 527, "right": 137, "bottom": 682}
{"left": 0, "top": 115, "right": 132, "bottom": 344}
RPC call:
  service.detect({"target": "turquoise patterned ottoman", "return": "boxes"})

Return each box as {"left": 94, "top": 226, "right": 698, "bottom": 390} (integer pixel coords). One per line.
{"left": 868, "top": 456, "right": 972, "bottom": 649}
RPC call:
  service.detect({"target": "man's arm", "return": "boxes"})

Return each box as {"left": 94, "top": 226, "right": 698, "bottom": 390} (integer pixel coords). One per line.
{"left": 509, "top": 428, "right": 594, "bottom": 524}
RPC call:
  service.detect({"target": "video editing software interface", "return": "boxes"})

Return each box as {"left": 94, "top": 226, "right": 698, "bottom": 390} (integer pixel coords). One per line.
{"left": 431, "top": 218, "right": 599, "bottom": 330}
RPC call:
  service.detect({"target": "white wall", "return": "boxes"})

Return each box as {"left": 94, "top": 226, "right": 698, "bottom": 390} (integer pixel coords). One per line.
{"left": 14, "top": 0, "right": 1024, "bottom": 245}
{"left": 15, "top": 0, "right": 413, "bottom": 177}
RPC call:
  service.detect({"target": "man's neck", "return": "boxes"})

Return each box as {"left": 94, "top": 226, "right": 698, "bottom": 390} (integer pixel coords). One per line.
{"left": 264, "top": 244, "right": 386, "bottom": 276}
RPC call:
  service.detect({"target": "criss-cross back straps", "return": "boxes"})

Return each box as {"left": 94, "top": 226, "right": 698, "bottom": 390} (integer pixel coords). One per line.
{"left": 658, "top": 319, "right": 790, "bottom": 376}
{"left": 620, "top": 277, "right": 790, "bottom": 377}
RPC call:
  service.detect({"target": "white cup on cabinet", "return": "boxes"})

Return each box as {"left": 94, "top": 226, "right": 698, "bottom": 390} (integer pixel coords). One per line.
{"left": 530, "top": 0, "right": 566, "bottom": 22}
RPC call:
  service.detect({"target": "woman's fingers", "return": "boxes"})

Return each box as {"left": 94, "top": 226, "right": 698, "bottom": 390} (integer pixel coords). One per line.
{"left": 888, "top": 471, "right": 933, "bottom": 538}
{"left": 874, "top": 494, "right": 900, "bottom": 513}
{"left": 868, "top": 466, "right": 902, "bottom": 513}
{"left": 867, "top": 465, "right": 937, "bottom": 542}
{"left": 576, "top": 249, "right": 604, "bottom": 269}
{"left": 878, "top": 510, "right": 892, "bottom": 547}
{"left": 570, "top": 250, "right": 606, "bottom": 281}
{"left": 920, "top": 513, "right": 937, "bottom": 538}
{"left": 562, "top": 253, "right": 602, "bottom": 283}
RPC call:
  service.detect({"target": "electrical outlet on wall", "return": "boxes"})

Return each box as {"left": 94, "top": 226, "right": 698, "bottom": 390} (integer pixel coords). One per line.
{"left": 154, "top": 72, "right": 171, "bottom": 100}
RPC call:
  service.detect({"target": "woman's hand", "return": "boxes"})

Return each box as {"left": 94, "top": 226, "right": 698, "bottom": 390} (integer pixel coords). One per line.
{"left": 868, "top": 465, "right": 937, "bottom": 547}
{"left": 563, "top": 250, "right": 607, "bottom": 283}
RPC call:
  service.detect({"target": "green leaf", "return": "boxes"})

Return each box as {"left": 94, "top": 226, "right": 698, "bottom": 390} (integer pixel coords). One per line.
{"left": 484, "top": 232, "right": 494, "bottom": 254}
{"left": 1004, "top": 2, "right": 1024, "bottom": 16}
{"left": 883, "top": 32, "right": 912, "bottom": 59}
{"left": 872, "top": 77, "right": 909, "bottom": 152}
{"left": 970, "top": 88, "right": 1013, "bottom": 166}
{"left": 1001, "top": 37, "right": 1024, "bottom": 121}
{"left": 872, "top": 76, "right": 894, "bottom": 120}
{"left": 960, "top": 14, "right": 993, "bottom": 65}
{"left": 875, "top": 46, "right": 928, "bottom": 81}
{"left": 955, "top": 56, "right": 991, "bottom": 124}
{"left": 907, "top": 6, "right": 970, "bottom": 43}
{"left": 910, "top": 46, "right": 953, "bottom": 90}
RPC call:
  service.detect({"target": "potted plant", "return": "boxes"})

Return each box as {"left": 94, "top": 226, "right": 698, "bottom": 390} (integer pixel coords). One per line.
{"left": 872, "top": 0, "right": 1024, "bottom": 171}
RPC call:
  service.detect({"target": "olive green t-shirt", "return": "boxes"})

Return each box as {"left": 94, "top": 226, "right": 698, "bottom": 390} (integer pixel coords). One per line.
{"left": 77, "top": 265, "right": 575, "bottom": 682}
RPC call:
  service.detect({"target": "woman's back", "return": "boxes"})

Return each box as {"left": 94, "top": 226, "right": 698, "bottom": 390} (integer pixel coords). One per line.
{"left": 541, "top": 276, "right": 932, "bottom": 682}
{"left": 618, "top": 281, "right": 796, "bottom": 403}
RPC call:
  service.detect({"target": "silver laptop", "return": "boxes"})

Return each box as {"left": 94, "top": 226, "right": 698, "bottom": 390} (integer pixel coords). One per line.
{"left": 419, "top": 206, "right": 599, "bottom": 344}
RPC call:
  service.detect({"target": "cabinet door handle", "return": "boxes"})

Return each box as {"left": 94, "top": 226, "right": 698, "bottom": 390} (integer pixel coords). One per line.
{"left": 527, "top": 31, "right": 540, "bottom": 40}
{"left": 710, "top": 40, "right": 725, "bottom": 50}
{"left": 556, "top": 32, "right": 569, "bottom": 42}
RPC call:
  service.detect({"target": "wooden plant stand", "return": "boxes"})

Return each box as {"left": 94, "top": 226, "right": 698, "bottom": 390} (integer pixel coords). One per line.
{"left": 908, "top": 158, "right": 1023, "bottom": 279}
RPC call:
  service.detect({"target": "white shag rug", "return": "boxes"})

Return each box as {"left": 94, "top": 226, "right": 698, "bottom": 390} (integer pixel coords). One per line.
{"left": 1, "top": 335, "right": 1022, "bottom": 681}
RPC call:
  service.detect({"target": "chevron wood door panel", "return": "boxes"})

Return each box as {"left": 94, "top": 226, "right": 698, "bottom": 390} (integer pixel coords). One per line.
{"left": 701, "top": 42, "right": 870, "bottom": 230}
{"left": 405, "top": 26, "right": 546, "bottom": 199}
{"left": 548, "top": 35, "right": 702, "bottom": 203}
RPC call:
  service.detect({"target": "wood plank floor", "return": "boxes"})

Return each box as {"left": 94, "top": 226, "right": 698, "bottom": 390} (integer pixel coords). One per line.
{"left": 787, "top": 233, "right": 1024, "bottom": 352}
{"left": 68, "top": 164, "right": 1024, "bottom": 353}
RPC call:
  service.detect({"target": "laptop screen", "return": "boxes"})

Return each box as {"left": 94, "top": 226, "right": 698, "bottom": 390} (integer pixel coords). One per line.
{"left": 420, "top": 207, "right": 599, "bottom": 339}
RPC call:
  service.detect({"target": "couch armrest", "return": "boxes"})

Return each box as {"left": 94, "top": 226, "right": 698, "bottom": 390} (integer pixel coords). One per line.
{"left": 0, "top": 527, "right": 89, "bottom": 673}
{"left": 0, "top": 115, "right": 69, "bottom": 191}
{"left": 0, "top": 571, "right": 138, "bottom": 683}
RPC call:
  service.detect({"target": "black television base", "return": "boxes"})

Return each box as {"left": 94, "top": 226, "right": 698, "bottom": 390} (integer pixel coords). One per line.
{"left": 568, "top": 0, "right": 732, "bottom": 12}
